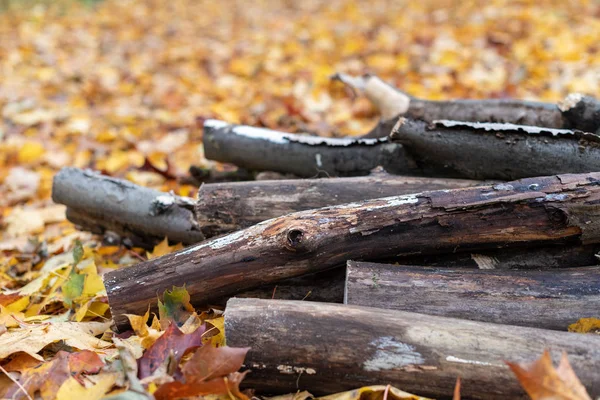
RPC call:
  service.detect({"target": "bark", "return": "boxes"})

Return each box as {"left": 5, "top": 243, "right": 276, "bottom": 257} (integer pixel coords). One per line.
{"left": 196, "top": 174, "right": 483, "bottom": 237}
{"left": 224, "top": 298, "right": 600, "bottom": 399}
{"left": 344, "top": 261, "right": 600, "bottom": 330}
{"left": 202, "top": 119, "right": 412, "bottom": 177}
{"left": 397, "top": 243, "right": 600, "bottom": 270}
{"left": 332, "top": 73, "right": 600, "bottom": 137}
{"left": 52, "top": 168, "right": 204, "bottom": 249}
{"left": 105, "top": 172, "right": 600, "bottom": 329}
{"left": 390, "top": 118, "right": 600, "bottom": 180}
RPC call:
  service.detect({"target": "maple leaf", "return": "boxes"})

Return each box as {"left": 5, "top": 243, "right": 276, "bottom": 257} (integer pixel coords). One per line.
{"left": 147, "top": 238, "right": 183, "bottom": 259}
{"left": 568, "top": 318, "right": 600, "bottom": 334}
{"left": 153, "top": 345, "right": 251, "bottom": 400}
{"left": 3, "top": 350, "right": 103, "bottom": 400}
{"left": 507, "top": 350, "right": 592, "bottom": 400}
{"left": 137, "top": 322, "right": 205, "bottom": 379}
{"left": 157, "top": 285, "right": 195, "bottom": 328}
{"left": 317, "top": 385, "right": 431, "bottom": 400}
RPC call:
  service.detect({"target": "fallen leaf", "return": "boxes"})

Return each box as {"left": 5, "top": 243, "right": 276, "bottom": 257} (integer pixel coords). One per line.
{"left": 507, "top": 350, "right": 592, "bottom": 400}
{"left": 318, "top": 386, "right": 431, "bottom": 400}
{"left": 137, "top": 322, "right": 205, "bottom": 379}
{"left": 55, "top": 373, "right": 118, "bottom": 400}
{"left": 0, "top": 321, "right": 112, "bottom": 360}
{"left": 568, "top": 318, "right": 600, "bottom": 334}
{"left": 147, "top": 238, "right": 183, "bottom": 259}
{"left": 157, "top": 286, "right": 195, "bottom": 328}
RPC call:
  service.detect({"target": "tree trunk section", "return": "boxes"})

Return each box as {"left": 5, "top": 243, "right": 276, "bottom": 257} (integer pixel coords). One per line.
{"left": 344, "top": 261, "right": 600, "bottom": 330}
{"left": 203, "top": 119, "right": 413, "bottom": 177}
{"left": 52, "top": 168, "right": 204, "bottom": 249}
{"left": 391, "top": 118, "right": 600, "bottom": 180}
{"left": 196, "top": 174, "right": 483, "bottom": 237}
{"left": 224, "top": 298, "right": 600, "bottom": 399}
{"left": 105, "top": 172, "right": 600, "bottom": 329}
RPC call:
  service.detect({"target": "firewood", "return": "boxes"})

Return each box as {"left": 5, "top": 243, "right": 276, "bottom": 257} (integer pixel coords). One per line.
{"left": 344, "top": 261, "right": 600, "bottom": 330}
{"left": 105, "top": 172, "right": 600, "bottom": 329}
{"left": 224, "top": 298, "right": 600, "bottom": 399}
{"left": 52, "top": 168, "right": 204, "bottom": 248}
{"left": 202, "top": 119, "right": 411, "bottom": 177}
{"left": 196, "top": 172, "right": 483, "bottom": 236}
{"left": 332, "top": 73, "right": 600, "bottom": 137}
{"left": 390, "top": 118, "right": 600, "bottom": 180}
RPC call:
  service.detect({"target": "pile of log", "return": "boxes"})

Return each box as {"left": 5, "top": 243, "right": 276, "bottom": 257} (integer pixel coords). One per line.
{"left": 52, "top": 74, "right": 600, "bottom": 399}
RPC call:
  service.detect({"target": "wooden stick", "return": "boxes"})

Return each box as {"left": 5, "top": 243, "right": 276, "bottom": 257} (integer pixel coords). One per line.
{"left": 332, "top": 73, "right": 600, "bottom": 137}
{"left": 105, "top": 172, "right": 600, "bottom": 329}
{"left": 390, "top": 118, "right": 600, "bottom": 180}
{"left": 196, "top": 173, "right": 483, "bottom": 236}
{"left": 224, "top": 298, "right": 600, "bottom": 399}
{"left": 344, "top": 261, "right": 600, "bottom": 330}
{"left": 202, "top": 119, "right": 412, "bottom": 177}
{"left": 52, "top": 168, "right": 204, "bottom": 248}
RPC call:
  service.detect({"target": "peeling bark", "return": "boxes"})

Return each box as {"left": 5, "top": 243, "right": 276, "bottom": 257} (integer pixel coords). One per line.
{"left": 345, "top": 261, "right": 600, "bottom": 330}
{"left": 225, "top": 298, "right": 600, "bottom": 399}
{"left": 52, "top": 168, "right": 204, "bottom": 248}
{"left": 196, "top": 174, "right": 483, "bottom": 237}
{"left": 332, "top": 73, "right": 600, "bottom": 137}
{"left": 390, "top": 118, "right": 600, "bottom": 180}
{"left": 202, "top": 119, "right": 412, "bottom": 177}
{"left": 105, "top": 172, "right": 600, "bottom": 329}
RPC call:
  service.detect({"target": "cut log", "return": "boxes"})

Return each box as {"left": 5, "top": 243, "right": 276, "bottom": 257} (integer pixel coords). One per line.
{"left": 397, "top": 243, "right": 600, "bottom": 270}
{"left": 344, "top": 261, "right": 600, "bottom": 330}
{"left": 52, "top": 168, "right": 204, "bottom": 249}
{"left": 105, "top": 172, "right": 600, "bottom": 329}
{"left": 196, "top": 173, "right": 483, "bottom": 236}
{"left": 332, "top": 73, "right": 600, "bottom": 137}
{"left": 224, "top": 298, "right": 600, "bottom": 399}
{"left": 202, "top": 119, "right": 412, "bottom": 177}
{"left": 390, "top": 118, "right": 600, "bottom": 180}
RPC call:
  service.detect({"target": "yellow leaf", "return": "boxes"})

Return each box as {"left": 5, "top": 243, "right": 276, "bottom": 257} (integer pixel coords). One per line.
{"left": 18, "top": 141, "right": 46, "bottom": 164}
{"left": 83, "top": 272, "right": 106, "bottom": 297}
{"left": 0, "top": 321, "right": 112, "bottom": 360}
{"left": 205, "top": 316, "right": 226, "bottom": 347}
{"left": 4, "top": 296, "right": 29, "bottom": 313}
{"left": 147, "top": 238, "right": 183, "bottom": 259}
{"left": 318, "top": 385, "right": 431, "bottom": 400}
{"left": 568, "top": 318, "right": 600, "bottom": 334}
{"left": 56, "top": 373, "right": 118, "bottom": 400}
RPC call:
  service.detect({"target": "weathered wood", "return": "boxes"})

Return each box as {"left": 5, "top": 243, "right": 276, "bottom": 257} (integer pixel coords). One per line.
{"left": 397, "top": 243, "right": 600, "bottom": 270}
{"left": 52, "top": 168, "right": 204, "bottom": 249}
{"left": 196, "top": 174, "right": 483, "bottom": 237}
{"left": 345, "top": 261, "right": 600, "bottom": 330}
{"left": 225, "top": 298, "right": 600, "bottom": 399}
{"left": 332, "top": 73, "right": 600, "bottom": 137}
{"left": 105, "top": 172, "right": 600, "bottom": 329}
{"left": 203, "top": 119, "right": 412, "bottom": 177}
{"left": 390, "top": 118, "right": 600, "bottom": 180}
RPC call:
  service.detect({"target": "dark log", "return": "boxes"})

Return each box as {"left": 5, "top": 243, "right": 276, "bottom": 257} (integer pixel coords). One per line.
{"left": 345, "top": 261, "right": 600, "bottom": 330}
{"left": 390, "top": 118, "right": 600, "bottom": 180}
{"left": 52, "top": 168, "right": 204, "bottom": 249}
{"left": 196, "top": 173, "right": 483, "bottom": 237}
{"left": 202, "top": 119, "right": 412, "bottom": 177}
{"left": 332, "top": 73, "right": 600, "bottom": 137}
{"left": 224, "top": 298, "right": 600, "bottom": 399}
{"left": 105, "top": 172, "right": 600, "bottom": 329}
{"left": 396, "top": 243, "right": 600, "bottom": 270}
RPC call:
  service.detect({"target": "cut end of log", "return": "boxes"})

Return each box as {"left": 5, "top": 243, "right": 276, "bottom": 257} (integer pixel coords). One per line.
{"left": 558, "top": 93, "right": 585, "bottom": 112}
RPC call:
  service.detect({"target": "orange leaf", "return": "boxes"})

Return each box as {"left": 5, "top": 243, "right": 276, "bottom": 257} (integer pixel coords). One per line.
{"left": 507, "top": 350, "right": 591, "bottom": 400}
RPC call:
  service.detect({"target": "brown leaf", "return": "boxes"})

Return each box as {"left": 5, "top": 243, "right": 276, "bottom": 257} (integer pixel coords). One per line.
{"left": 153, "top": 346, "right": 251, "bottom": 400}
{"left": 4, "top": 350, "right": 104, "bottom": 400}
{"left": 453, "top": 377, "right": 460, "bottom": 400}
{"left": 507, "top": 350, "right": 592, "bottom": 400}
{"left": 137, "top": 322, "right": 205, "bottom": 379}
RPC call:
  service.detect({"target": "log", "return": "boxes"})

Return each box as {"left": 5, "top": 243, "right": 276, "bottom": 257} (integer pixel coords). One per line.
{"left": 196, "top": 173, "right": 483, "bottom": 236}
{"left": 202, "top": 119, "right": 412, "bottom": 177}
{"left": 224, "top": 298, "right": 600, "bottom": 399}
{"left": 332, "top": 73, "right": 600, "bottom": 137}
{"left": 52, "top": 168, "right": 204, "bottom": 249}
{"left": 105, "top": 172, "right": 600, "bottom": 329}
{"left": 344, "top": 261, "right": 600, "bottom": 330}
{"left": 390, "top": 118, "right": 600, "bottom": 180}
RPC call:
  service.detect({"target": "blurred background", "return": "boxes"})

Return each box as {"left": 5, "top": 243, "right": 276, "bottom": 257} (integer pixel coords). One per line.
{"left": 1, "top": 0, "right": 600, "bottom": 241}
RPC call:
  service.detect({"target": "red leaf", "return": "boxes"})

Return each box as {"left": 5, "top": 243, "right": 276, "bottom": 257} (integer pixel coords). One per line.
{"left": 138, "top": 322, "right": 205, "bottom": 379}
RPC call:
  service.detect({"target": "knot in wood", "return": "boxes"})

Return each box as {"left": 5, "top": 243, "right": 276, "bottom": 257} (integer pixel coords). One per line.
{"left": 284, "top": 227, "right": 310, "bottom": 252}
